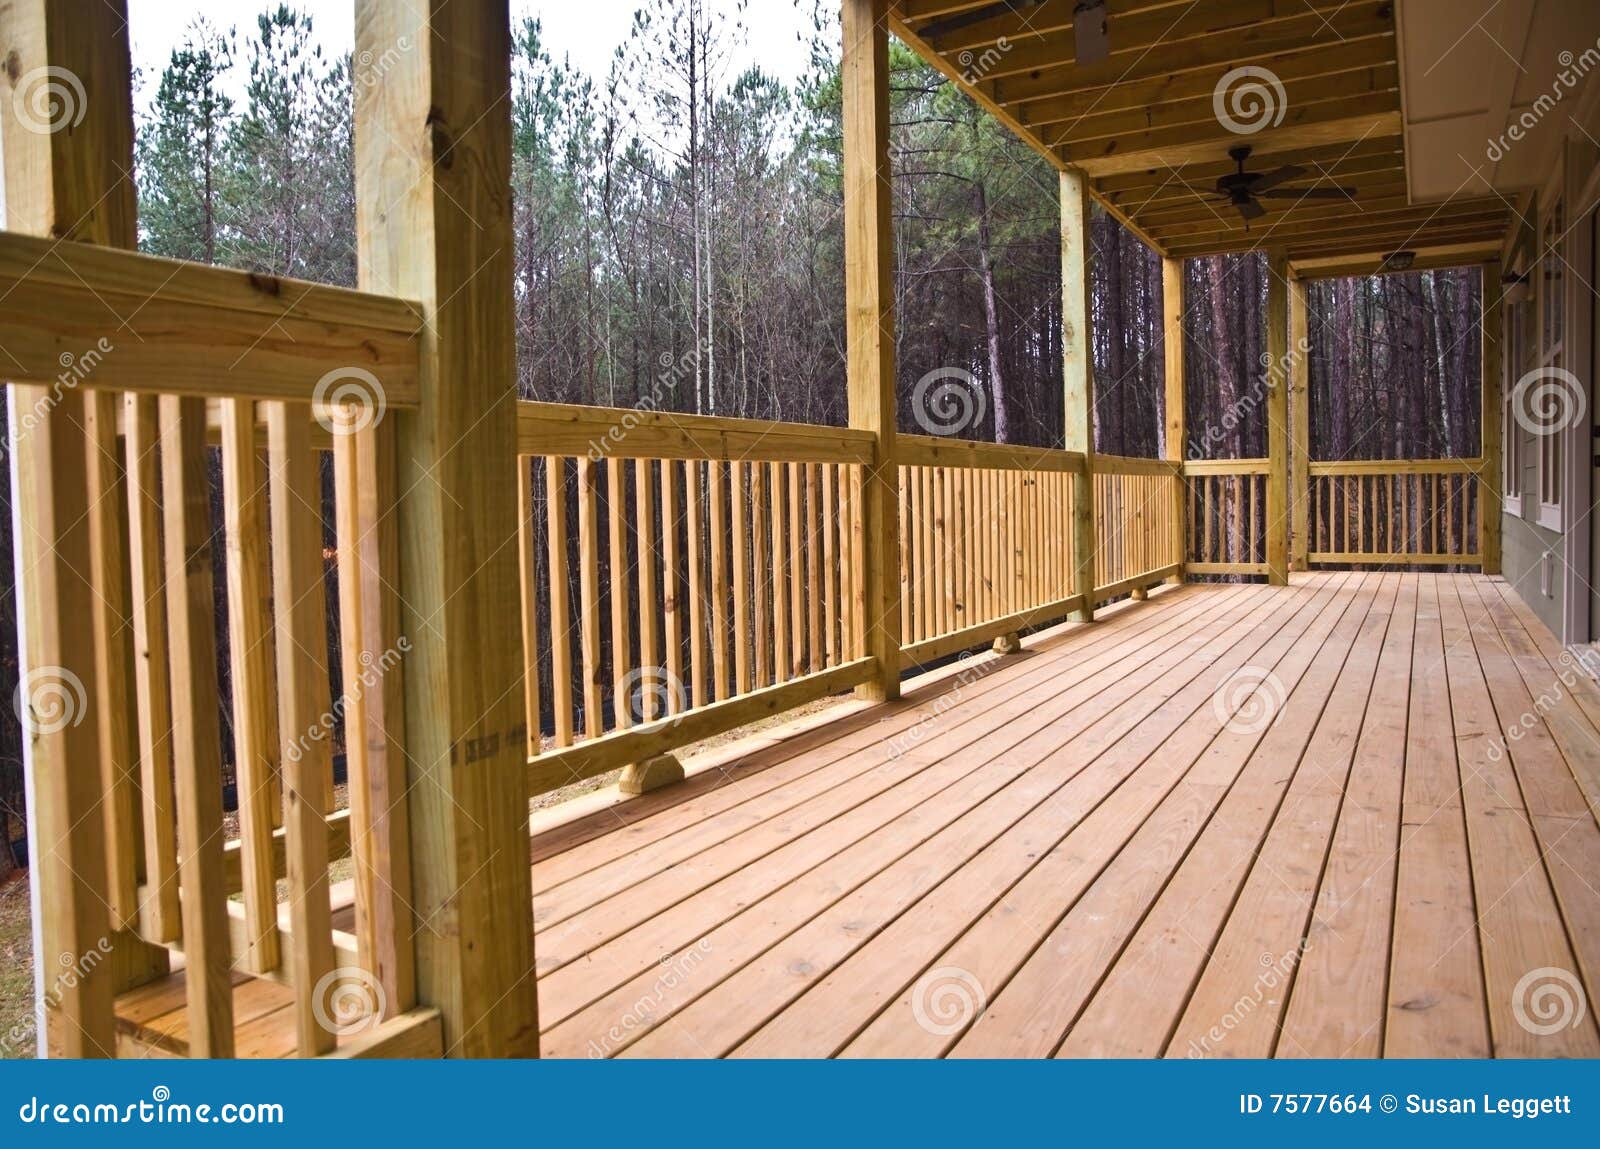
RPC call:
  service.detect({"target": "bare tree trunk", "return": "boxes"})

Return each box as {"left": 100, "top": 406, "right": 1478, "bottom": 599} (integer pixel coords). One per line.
{"left": 974, "top": 179, "right": 1010, "bottom": 442}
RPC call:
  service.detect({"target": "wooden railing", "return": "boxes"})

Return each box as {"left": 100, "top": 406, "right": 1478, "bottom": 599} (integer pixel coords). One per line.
{"left": 1307, "top": 458, "right": 1483, "bottom": 567}
{"left": 1092, "top": 454, "right": 1184, "bottom": 598}
{"left": 1182, "top": 458, "right": 1271, "bottom": 576}
{"left": 90, "top": 393, "right": 413, "bottom": 1055}
{"left": 895, "top": 436, "right": 1088, "bottom": 666}
{"left": 515, "top": 402, "right": 877, "bottom": 793}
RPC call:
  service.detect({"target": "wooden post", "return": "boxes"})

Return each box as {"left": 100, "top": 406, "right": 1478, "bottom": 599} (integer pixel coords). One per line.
{"left": 1062, "top": 167, "right": 1096, "bottom": 618}
{"left": 1480, "top": 259, "right": 1503, "bottom": 575}
{"left": 1, "top": 0, "right": 160, "bottom": 1056}
{"left": 1162, "top": 256, "right": 1185, "bottom": 579}
{"left": 1289, "top": 274, "right": 1311, "bottom": 571}
{"left": 353, "top": 0, "right": 538, "bottom": 1057}
{"left": 842, "top": 0, "right": 901, "bottom": 700}
{"left": 1265, "top": 250, "right": 1290, "bottom": 585}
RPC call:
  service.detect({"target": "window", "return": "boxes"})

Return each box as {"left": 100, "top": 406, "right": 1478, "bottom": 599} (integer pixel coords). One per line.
{"left": 1538, "top": 194, "right": 1566, "bottom": 527}
{"left": 1503, "top": 289, "right": 1526, "bottom": 505}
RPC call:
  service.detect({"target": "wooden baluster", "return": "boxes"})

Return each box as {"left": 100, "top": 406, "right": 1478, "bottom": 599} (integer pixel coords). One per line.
{"left": 710, "top": 461, "right": 731, "bottom": 698}
{"left": 662, "top": 460, "right": 684, "bottom": 714}
{"left": 788, "top": 462, "right": 805, "bottom": 671}
{"left": 124, "top": 397, "right": 181, "bottom": 942}
{"left": 161, "top": 396, "right": 235, "bottom": 1056}
{"left": 577, "top": 458, "right": 603, "bottom": 738}
{"left": 732, "top": 462, "right": 752, "bottom": 693}
{"left": 899, "top": 464, "right": 912, "bottom": 643}
{"left": 607, "top": 459, "right": 633, "bottom": 728}
{"left": 807, "top": 463, "right": 823, "bottom": 671}
{"left": 688, "top": 460, "right": 707, "bottom": 706}
{"left": 546, "top": 458, "right": 575, "bottom": 746}
{"left": 516, "top": 459, "right": 541, "bottom": 754}
{"left": 637, "top": 459, "right": 661, "bottom": 717}
{"left": 752, "top": 462, "right": 771, "bottom": 687}
{"left": 770, "top": 462, "right": 790, "bottom": 681}
{"left": 848, "top": 464, "right": 867, "bottom": 659}
{"left": 265, "top": 401, "right": 336, "bottom": 1056}
{"left": 219, "top": 399, "right": 281, "bottom": 975}
{"left": 823, "top": 463, "right": 840, "bottom": 667}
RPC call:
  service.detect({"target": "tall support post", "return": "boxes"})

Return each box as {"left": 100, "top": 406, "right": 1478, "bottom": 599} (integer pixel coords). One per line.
{"left": 353, "top": 0, "right": 538, "bottom": 1057}
{"left": 1162, "top": 257, "right": 1186, "bottom": 579}
{"left": 1265, "top": 250, "right": 1291, "bottom": 585}
{"left": 1289, "top": 274, "right": 1311, "bottom": 571}
{"left": 842, "top": 0, "right": 901, "bottom": 700}
{"left": 1, "top": 0, "right": 163, "bottom": 1056}
{"left": 1480, "top": 259, "right": 1504, "bottom": 575}
{"left": 1062, "top": 167, "right": 1097, "bottom": 618}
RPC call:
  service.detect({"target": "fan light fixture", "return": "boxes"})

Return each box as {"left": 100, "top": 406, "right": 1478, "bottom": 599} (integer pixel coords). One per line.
{"left": 1380, "top": 250, "right": 1416, "bottom": 272}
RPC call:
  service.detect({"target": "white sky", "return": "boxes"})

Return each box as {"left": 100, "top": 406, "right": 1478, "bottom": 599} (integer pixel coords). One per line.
{"left": 127, "top": 0, "right": 820, "bottom": 110}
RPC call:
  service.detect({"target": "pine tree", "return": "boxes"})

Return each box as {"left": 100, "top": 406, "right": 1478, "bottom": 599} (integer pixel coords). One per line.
{"left": 137, "top": 19, "right": 235, "bottom": 263}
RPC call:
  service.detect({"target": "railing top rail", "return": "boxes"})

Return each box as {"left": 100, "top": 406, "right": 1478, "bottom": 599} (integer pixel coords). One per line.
{"left": 1091, "top": 453, "right": 1182, "bottom": 477}
{"left": 1182, "top": 457, "right": 1271, "bottom": 475}
{"left": 517, "top": 399, "right": 875, "bottom": 465}
{"left": 897, "top": 433, "right": 1085, "bottom": 472}
{"left": 1308, "top": 457, "right": 1484, "bottom": 476}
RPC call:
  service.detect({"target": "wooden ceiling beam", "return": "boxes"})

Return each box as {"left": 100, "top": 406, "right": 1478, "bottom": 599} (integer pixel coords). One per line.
{"left": 1019, "top": 36, "right": 1394, "bottom": 131}
{"left": 1090, "top": 135, "right": 1403, "bottom": 195}
{"left": 1111, "top": 169, "right": 1409, "bottom": 219}
{"left": 909, "top": 0, "right": 1184, "bottom": 54}
{"left": 991, "top": 1, "right": 1393, "bottom": 107}
{"left": 1146, "top": 205, "right": 1509, "bottom": 250}
{"left": 1069, "top": 106, "right": 1403, "bottom": 176}
{"left": 1166, "top": 223, "right": 1508, "bottom": 260}
{"left": 1137, "top": 189, "right": 1417, "bottom": 229}
{"left": 1290, "top": 242, "right": 1502, "bottom": 279}
{"left": 1049, "top": 65, "right": 1397, "bottom": 150}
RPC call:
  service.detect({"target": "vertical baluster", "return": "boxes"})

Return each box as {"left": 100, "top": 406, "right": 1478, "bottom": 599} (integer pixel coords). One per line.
{"left": 752, "top": 462, "right": 771, "bottom": 687}
{"left": 823, "top": 463, "right": 839, "bottom": 667}
{"left": 577, "top": 458, "right": 603, "bottom": 738}
{"left": 688, "top": 459, "right": 707, "bottom": 707}
{"left": 662, "top": 460, "right": 684, "bottom": 715}
{"left": 161, "top": 396, "right": 235, "bottom": 1056}
{"left": 124, "top": 396, "right": 181, "bottom": 941}
{"left": 710, "top": 461, "right": 731, "bottom": 698}
{"left": 788, "top": 461, "right": 805, "bottom": 672}
{"left": 636, "top": 459, "right": 660, "bottom": 718}
{"left": 607, "top": 459, "right": 633, "bottom": 728}
{"left": 849, "top": 465, "right": 867, "bottom": 659}
{"left": 546, "top": 458, "right": 575, "bottom": 746}
{"left": 220, "top": 399, "right": 281, "bottom": 975}
{"left": 265, "top": 401, "right": 335, "bottom": 1056}
{"left": 807, "top": 463, "right": 823, "bottom": 671}
{"left": 770, "top": 461, "right": 789, "bottom": 681}
{"left": 516, "top": 459, "right": 542, "bottom": 753}
{"left": 732, "top": 461, "right": 751, "bottom": 694}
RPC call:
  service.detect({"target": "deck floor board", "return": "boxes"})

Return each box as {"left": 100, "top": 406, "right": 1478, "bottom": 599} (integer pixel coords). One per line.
{"left": 113, "top": 574, "right": 1600, "bottom": 1058}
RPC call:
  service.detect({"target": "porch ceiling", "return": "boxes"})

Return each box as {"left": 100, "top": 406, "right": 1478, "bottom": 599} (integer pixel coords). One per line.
{"left": 889, "top": 0, "right": 1512, "bottom": 264}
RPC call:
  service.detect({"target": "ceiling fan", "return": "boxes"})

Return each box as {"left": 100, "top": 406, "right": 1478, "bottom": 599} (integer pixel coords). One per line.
{"left": 1214, "top": 145, "right": 1358, "bottom": 226}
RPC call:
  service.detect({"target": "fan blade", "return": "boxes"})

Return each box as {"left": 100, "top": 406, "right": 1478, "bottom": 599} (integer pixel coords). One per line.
{"left": 1235, "top": 198, "right": 1267, "bottom": 221}
{"left": 1255, "top": 185, "right": 1358, "bottom": 199}
{"left": 1249, "top": 164, "right": 1307, "bottom": 192}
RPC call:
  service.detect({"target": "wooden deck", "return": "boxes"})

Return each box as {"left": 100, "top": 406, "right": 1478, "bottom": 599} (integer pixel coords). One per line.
{"left": 116, "top": 572, "right": 1600, "bottom": 1057}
